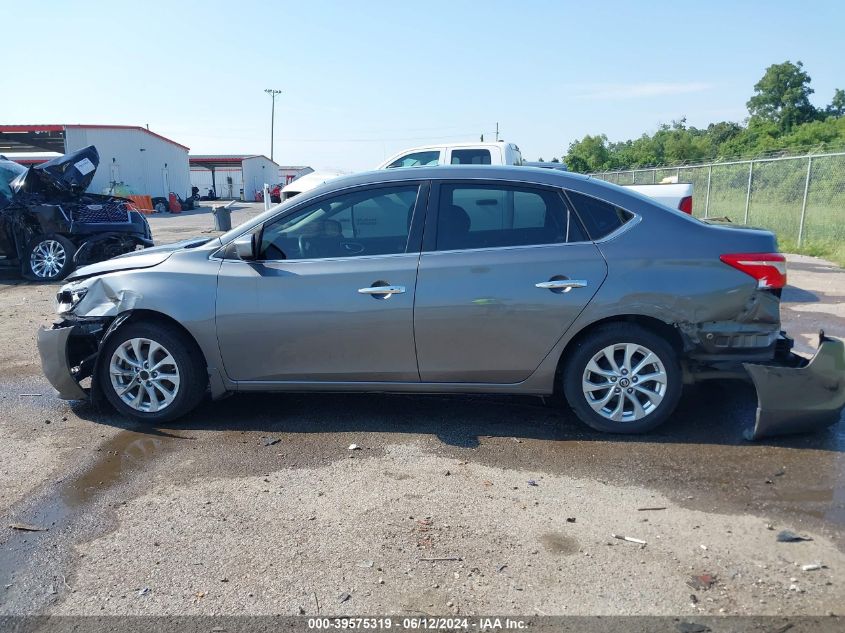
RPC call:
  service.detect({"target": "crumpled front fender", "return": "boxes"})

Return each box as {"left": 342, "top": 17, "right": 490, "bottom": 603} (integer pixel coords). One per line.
{"left": 744, "top": 332, "right": 845, "bottom": 440}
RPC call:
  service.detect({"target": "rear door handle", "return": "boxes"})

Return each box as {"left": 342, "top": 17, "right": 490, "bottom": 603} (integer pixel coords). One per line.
{"left": 358, "top": 285, "right": 406, "bottom": 296}
{"left": 535, "top": 279, "right": 588, "bottom": 292}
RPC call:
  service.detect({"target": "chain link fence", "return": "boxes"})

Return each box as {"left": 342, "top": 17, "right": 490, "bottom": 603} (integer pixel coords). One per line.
{"left": 591, "top": 152, "right": 845, "bottom": 262}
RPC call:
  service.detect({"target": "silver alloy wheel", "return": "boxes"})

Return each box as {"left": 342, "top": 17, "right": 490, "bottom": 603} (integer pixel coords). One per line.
{"left": 29, "top": 239, "right": 67, "bottom": 279}
{"left": 582, "top": 342, "right": 668, "bottom": 423}
{"left": 109, "top": 337, "right": 181, "bottom": 413}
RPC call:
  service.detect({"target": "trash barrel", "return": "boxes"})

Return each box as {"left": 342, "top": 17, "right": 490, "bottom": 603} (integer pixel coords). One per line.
{"left": 212, "top": 205, "right": 232, "bottom": 231}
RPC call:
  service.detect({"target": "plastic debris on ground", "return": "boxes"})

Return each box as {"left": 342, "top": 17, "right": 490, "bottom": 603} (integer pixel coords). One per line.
{"left": 686, "top": 573, "right": 717, "bottom": 590}
{"left": 611, "top": 533, "right": 646, "bottom": 546}
{"left": 777, "top": 530, "right": 813, "bottom": 542}
{"left": 9, "top": 523, "right": 47, "bottom": 532}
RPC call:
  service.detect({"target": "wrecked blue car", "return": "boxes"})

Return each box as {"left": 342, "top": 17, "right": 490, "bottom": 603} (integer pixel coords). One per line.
{"left": 0, "top": 146, "right": 153, "bottom": 281}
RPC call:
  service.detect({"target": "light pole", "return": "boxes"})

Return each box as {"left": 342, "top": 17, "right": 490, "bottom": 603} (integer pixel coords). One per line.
{"left": 264, "top": 89, "right": 282, "bottom": 162}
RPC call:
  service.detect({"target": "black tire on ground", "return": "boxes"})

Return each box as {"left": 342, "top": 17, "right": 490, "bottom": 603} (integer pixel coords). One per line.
{"left": 98, "top": 321, "right": 208, "bottom": 423}
{"left": 561, "top": 323, "right": 682, "bottom": 434}
{"left": 151, "top": 197, "right": 169, "bottom": 213}
{"left": 22, "top": 233, "right": 76, "bottom": 281}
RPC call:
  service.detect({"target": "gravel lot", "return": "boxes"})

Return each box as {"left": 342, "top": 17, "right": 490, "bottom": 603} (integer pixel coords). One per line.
{"left": 1, "top": 203, "right": 843, "bottom": 617}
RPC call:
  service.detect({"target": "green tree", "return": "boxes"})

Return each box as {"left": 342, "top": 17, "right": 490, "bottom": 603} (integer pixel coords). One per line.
{"left": 705, "top": 121, "right": 743, "bottom": 152}
{"left": 564, "top": 134, "right": 611, "bottom": 172}
{"left": 827, "top": 89, "right": 845, "bottom": 117}
{"left": 562, "top": 61, "right": 845, "bottom": 173}
{"left": 746, "top": 61, "right": 818, "bottom": 132}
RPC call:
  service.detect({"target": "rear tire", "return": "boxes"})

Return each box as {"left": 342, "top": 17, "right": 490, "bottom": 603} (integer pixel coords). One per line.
{"left": 98, "top": 321, "right": 207, "bottom": 423}
{"left": 23, "top": 234, "right": 76, "bottom": 281}
{"left": 561, "top": 323, "right": 682, "bottom": 434}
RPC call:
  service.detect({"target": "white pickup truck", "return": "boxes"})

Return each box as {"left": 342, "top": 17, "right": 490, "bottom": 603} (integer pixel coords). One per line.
{"left": 282, "top": 141, "right": 693, "bottom": 213}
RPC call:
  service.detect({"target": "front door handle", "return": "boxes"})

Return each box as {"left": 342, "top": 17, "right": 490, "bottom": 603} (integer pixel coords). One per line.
{"left": 535, "top": 279, "right": 588, "bottom": 292}
{"left": 358, "top": 285, "right": 406, "bottom": 297}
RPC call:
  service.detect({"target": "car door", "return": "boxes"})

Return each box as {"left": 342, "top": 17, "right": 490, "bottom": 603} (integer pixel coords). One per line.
{"left": 414, "top": 180, "right": 608, "bottom": 383}
{"left": 215, "top": 182, "right": 427, "bottom": 383}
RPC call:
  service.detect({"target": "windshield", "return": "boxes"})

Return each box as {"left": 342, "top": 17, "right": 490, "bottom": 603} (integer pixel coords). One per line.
{"left": 0, "top": 158, "right": 26, "bottom": 202}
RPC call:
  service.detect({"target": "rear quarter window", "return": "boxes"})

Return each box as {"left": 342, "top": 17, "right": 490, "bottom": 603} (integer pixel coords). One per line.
{"left": 566, "top": 190, "right": 634, "bottom": 240}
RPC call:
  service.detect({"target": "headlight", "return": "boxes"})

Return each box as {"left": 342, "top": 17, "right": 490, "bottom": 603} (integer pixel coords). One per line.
{"left": 57, "top": 288, "right": 88, "bottom": 314}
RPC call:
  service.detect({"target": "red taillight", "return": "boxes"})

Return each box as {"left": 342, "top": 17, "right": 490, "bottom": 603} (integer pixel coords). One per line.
{"left": 678, "top": 195, "right": 693, "bottom": 214}
{"left": 720, "top": 253, "right": 787, "bottom": 289}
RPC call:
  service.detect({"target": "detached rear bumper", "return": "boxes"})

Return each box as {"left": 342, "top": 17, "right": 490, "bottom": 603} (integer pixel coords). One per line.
{"left": 37, "top": 324, "right": 88, "bottom": 400}
{"left": 744, "top": 332, "right": 845, "bottom": 440}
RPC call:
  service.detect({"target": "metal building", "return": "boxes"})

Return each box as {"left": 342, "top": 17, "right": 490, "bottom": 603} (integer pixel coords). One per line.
{"left": 0, "top": 124, "right": 191, "bottom": 198}
{"left": 190, "top": 155, "right": 310, "bottom": 200}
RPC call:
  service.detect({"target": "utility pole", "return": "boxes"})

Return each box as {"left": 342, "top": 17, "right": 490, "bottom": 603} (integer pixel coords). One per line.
{"left": 495, "top": 122, "right": 499, "bottom": 142}
{"left": 264, "top": 89, "right": 282, "bottom": 161}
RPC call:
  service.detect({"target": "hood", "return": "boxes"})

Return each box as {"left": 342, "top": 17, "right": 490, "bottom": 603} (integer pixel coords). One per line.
{"left": 281, "top": 170, "right": 346, "bottom": 195}
{"left": 66, "top": 237, "right": 214, "bottom": 281}
{"left": 11, "top": 146, "right": 100, "bottom": 196}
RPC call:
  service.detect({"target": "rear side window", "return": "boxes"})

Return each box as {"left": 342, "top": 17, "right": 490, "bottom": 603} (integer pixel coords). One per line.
{"left": 386, "top": 151, "right": 439, "bottom": 168}
{"left": 566, "top": 190, "right": 633, "bottom": 240}
{"left": 436, "top": 183, "right": 586, "bottom": 251}
{"left": 450, "top": 149, "right": 492, "bottom": 165}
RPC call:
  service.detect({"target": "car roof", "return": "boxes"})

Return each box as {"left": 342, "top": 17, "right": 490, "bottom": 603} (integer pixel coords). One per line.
{"left": 218, "top": 165, "right": 688, "bottom": 245}
{"left": 398, "top": 141, "right": 509, "bottom": 151}
{"left": 314, "top": 165, "right": 693, "bottom": 220}
{"left": 321, "top": 165, "right": 590, "bottom": 189}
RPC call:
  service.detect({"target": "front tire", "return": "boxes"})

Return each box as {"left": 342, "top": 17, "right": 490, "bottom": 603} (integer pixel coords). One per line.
{"left": 561, "top": 323, "right": 682, "bottom": 434}
{"left": 23, "top": 234, "right": 76, "bottom": 281}
{"left": 98, "top": 321, "right": 207, "bottom": 423}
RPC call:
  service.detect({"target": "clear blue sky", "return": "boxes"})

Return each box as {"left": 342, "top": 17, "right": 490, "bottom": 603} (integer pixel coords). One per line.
{"left": 4, "top": 1, "right": 843, "bottom": 170}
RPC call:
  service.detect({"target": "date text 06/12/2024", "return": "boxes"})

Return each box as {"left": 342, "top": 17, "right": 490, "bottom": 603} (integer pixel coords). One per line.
{"left": 307, "top": 617, "right": 528, "bottom": 630}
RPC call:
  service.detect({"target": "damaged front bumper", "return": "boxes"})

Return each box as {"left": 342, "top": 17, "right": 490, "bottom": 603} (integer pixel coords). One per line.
{"left": 37, "top": 324, "right": 90, "bottom": 400}
{"left": 744, "top": 332, "right": 845, "bottom": 440}
{"left": 37, "top": 318, "right": 115, "bottom": 401}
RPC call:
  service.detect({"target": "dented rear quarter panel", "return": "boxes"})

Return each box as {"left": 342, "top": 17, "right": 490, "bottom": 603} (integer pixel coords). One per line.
{"left": 571, "top": 198, "right": 780, "bottom": 348}
{"left": 513, "top": 196, "right": 784, "bottom": 392}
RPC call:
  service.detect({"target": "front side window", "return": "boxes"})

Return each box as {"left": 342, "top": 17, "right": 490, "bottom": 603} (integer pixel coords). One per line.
{"left": 565, "top": 190, "right": 634, "bottom": 240}
{"left": 259, "top": 185, "right": 420, "bottom": 260}
{"left": 386, "top": 151, "right": 440, "bottom": 169}
{"left": 435, "top": 183, "right": 586, "bottom": 251}
{"left": 450, "top": 149, "right": 492, "bottom": 165}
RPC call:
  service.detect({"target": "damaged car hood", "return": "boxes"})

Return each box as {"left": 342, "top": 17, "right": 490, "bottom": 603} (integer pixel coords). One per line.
{"left": 66, "top": 237, "right": 215, "bottom": 281}
{"left": 11, "top": 146, "right": 100, "bottom": 196}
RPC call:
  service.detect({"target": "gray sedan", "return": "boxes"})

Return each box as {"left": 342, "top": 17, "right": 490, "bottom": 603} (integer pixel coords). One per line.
{"left": 38, "top": 166, "right": 845, "bottom": 438}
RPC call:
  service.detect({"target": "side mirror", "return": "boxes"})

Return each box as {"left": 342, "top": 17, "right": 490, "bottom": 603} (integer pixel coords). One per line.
{"left": 233, "top": 233, "right": 256, "bottom": 260}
